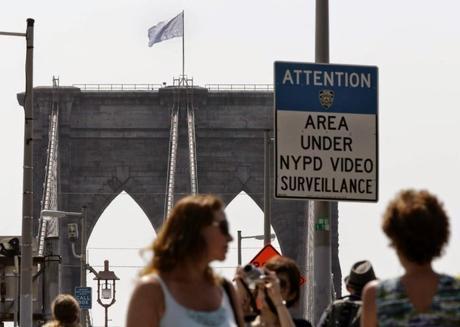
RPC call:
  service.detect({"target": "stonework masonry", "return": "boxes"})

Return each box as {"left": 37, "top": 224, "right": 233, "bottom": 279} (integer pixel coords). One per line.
{"left": 18, "top": 85, "right": 341, "bottom": 317}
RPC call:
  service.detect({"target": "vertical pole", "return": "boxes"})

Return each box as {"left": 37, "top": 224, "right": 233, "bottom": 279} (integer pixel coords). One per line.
{"left": 237, "top": 230, "right": 242, "bottom": 266}
{"left": 105, "top": 307, "right": 108, "bottom": 327}
{"left": 263, "top": 130, "right": 271, "bottom": 245}
{"left": 313, "top": 0, "right": 331, "bottom": 325}
{"left": 182, "top": 10, "right": 185, "bottom": 78}
{"left": 43, "top": 237, "right": 60, "bottom": 322}
{"left": 20, "top": 18, "right": 34, "bottom": 327}
{"left": 80, "top": 207, "right": 87, "bottom": 327}
{"left": 14, "top": 256, "right": 19, "bottom": 327}
{"left": 315, "top": 0, "right": 329, "bottom": 63}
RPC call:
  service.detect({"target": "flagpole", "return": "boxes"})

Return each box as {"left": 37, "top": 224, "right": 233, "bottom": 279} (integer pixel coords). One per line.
{"left": 182, "top": 10, "right": 185, "bottom": 79}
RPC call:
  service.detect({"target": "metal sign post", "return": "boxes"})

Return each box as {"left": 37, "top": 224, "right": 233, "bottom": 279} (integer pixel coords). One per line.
{"left": 274, "top": 4, "right": 378, "bottom": 322}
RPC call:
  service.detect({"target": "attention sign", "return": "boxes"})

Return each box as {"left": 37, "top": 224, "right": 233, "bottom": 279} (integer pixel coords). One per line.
{"left": 274, "top": 61, "right": 378, "bottom": 201}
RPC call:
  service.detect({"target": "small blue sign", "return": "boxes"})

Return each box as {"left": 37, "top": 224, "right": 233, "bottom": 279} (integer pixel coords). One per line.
{"left": 75, "top": 287, "right": 92, "bottom": 309}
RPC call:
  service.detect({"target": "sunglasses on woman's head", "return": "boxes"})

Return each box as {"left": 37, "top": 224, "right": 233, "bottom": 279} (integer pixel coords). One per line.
{"left": 211, "top": 219, "right": 230, "bottom": 236}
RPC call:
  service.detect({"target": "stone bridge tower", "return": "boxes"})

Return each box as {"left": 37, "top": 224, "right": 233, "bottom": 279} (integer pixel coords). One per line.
{"left": 19, "top": 84, "right": 341, "bottom": 316}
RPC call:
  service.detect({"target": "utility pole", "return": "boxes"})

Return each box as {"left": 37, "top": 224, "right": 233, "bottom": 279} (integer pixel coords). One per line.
{"left": 1, "top": 20, "right": 35, "bottom": 325}
{"left": 80, "top": 207, "right": 87, "bottom": 327}
{"left": 313, "top": 0, "right": 332, "bottom": 325}
{"left": 22, "top": 18, "right": 35, "bottom": 327}
{"left": 263, "top": 130, "right": 272, "bottom": 245}
{"left": 237, "top": 230, "right": 275, "bottom": 266}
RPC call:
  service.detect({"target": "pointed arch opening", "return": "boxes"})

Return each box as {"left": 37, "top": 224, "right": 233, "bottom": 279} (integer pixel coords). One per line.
{"left": 212, "top": 191, "right": 281, "bottom": 280}
{"left": 86, "top": 191, "right": 156, "bottom": 327}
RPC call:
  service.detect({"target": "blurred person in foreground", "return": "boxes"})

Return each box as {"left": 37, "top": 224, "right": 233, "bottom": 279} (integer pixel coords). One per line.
{"left": 361, "top": 189, "right": 460, "bottom": 326}
{"left": 43, "top": 294, "right": 81, "bottom": 327}
{"left": 234, "top": 255, "right": 312, "bottom": 327}
{"left": 317, "top": 260, "right": 376, "bottom": 327}
{"left": 126, "top": 194, "right": 244, "bottom": 327}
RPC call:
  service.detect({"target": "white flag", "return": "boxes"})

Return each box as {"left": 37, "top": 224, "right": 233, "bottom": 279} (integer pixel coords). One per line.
{"left": 148, "top": 12, "right": 183, "bottom": 47}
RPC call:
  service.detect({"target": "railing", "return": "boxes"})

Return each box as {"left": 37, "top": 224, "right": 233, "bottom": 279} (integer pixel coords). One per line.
{"left": 187, "top": 102, "right": 198, "bottom": 195}
{"left": 72, "top": 84, "right": 163, "bottom": 91}
{"left": 205, "top": 84, "right": 273, "bottom": 91}
{"left": 164, "top": 104, "right": 179, "bottom": 219}
{"left": 71, "top": 83, "right": 273, "bottom": 92}
{"left": 38, "top": 106, "right": 59, "bottom": 256}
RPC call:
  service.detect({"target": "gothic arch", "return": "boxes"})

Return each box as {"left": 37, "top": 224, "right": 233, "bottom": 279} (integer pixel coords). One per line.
{"left": 26, "top": 86, "right": 341, "bottom": 301}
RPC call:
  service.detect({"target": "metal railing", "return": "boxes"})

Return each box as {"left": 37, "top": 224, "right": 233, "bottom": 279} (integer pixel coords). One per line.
{"left": 38, "top": 105, "right": 59, "bottom": 256}
{"left": 72, "top": 84, "right": 163, "bottom": 91}
{"left": 205, "top": 84, "right": 273, "bottom": 91}
{"left": 71, "top": 83, "right": 273, "bottom": 92}
{"left": 164, "top": 104, "right": 179, "bottom": 219}
{"left": 187, "top": 102, "right": 198, "bottom": 195}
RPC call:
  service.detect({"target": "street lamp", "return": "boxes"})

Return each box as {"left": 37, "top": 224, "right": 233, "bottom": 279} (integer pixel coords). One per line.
{"left": 94, "top": 260, "right": 119, "bottom": 327}
{"left": 1, "top": 18, "right": 35, "bottom": 327}
{"left": 237, "top": 230, "right": 276, "bottom": 265}
{"left": 41, "top": 208, "right": 87, "bottom": 326}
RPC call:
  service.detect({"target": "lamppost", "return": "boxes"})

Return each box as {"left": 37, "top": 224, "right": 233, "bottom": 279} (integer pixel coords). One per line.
{"left": 0, "top": 18, "right": 35, "bottom": 327}
{"left": 237, "top": 230, "right": 275, "bottom": 266}
{"left": 41, "top": 208, "right": 87, "bottom": 326}
{"left": 94, "top": 260, "right": 119, "bottom": 327}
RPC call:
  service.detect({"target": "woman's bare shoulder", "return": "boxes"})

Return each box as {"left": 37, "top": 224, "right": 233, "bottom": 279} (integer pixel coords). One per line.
{"left": 363, "top": 280, "right": 379, "bottom": 298}
{"left": 134, "top": 273, "right": 163, "bottom": 295}
{"left": 127, "top": 273, "right": 165, "bottom": 327}
{"left": 361, "top": 280, "right": 379, "bottom": 327}
{"left": 139, "top": 273, "right": 160, "bottom": 284}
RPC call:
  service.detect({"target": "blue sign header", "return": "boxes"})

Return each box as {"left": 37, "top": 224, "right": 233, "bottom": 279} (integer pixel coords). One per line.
{"left": 275, "top": 61, "right": 378, "bottom": 115}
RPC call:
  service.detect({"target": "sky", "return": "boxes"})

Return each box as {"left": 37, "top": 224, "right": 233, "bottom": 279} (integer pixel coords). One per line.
{"left": 1, "top": 0, "right": 460, "bottom": 326}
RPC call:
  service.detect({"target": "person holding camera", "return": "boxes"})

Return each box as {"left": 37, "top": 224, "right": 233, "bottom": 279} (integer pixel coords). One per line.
{"left": 126, "top": 194, "right": 244, "bottom": 327}
{"left": 234, "top": 255, "right": 312, "bottom": 327}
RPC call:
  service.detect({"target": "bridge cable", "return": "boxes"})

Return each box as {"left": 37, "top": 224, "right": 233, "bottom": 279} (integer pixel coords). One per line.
{"left": 164, "top": 99, "right": 179, "bottom": 220}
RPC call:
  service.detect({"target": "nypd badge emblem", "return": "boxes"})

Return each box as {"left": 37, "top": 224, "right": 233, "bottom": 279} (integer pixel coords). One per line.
{"left": 319, "top": 89, "right": 335, "bottom": 109}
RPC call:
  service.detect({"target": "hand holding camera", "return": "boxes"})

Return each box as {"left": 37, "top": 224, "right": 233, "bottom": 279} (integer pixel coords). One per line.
{"left": 242, "top": 264, "right": 266, "bottom": 288}
{"left": 259, "top": 270, "right": 284, "bottom": 307}
{"left": 235, "top": 264, "right": 285, "bottom": 318}
{"left": 234, "top": 257, "right": 310, "bottom": 327}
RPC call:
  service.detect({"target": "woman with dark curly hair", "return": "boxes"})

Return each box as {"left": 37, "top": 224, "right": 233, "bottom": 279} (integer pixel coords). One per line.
{"left": 43, "top": 294, "right": 81, "bottom": 327}
{"left": 361, "top": 189, "right": 460, "bottom": 326}
{"left": 126, "top": 194, "right": 244, "bottom": 327}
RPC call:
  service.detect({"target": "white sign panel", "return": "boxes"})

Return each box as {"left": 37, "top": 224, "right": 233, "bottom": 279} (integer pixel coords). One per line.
{"left": 274, "top": 62, "right": 378, "bottom": 201}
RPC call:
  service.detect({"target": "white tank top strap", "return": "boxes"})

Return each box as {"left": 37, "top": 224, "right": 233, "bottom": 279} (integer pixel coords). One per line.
{"left": 154, "top": 274, "right": 237, "bottom": 327}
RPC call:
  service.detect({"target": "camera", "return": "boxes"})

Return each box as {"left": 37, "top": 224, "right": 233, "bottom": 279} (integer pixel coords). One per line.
{"left": 243, "top": 264, "right": 266, "bottom": 288}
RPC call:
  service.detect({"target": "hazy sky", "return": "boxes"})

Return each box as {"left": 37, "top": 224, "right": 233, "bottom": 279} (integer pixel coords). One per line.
{"left": 1, "top": 1, "right": 460, "bottom": 326}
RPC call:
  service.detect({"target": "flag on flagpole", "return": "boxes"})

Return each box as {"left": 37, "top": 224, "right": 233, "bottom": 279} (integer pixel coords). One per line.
{"left": 148, "top": 12, "right": 184, "bottom": 47}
